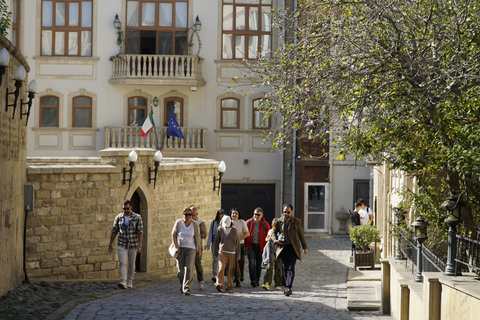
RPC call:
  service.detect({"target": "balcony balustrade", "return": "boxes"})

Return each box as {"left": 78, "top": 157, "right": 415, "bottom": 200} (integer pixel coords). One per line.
{"left": 105, "top": 126, "right": 208, "bottom": 157}
{"left": 109, "top": 54, "right": 205, "bottom": 86}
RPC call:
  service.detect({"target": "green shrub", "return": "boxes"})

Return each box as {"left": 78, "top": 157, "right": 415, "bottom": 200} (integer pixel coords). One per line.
{"left": 0, "top": 0, "right": 12, "bottom": 37}
{"left": 349, "top": 224, "right": 380, "bottom": 252}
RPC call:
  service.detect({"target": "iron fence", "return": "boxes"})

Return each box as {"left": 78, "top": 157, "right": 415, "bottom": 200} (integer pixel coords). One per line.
{"left": 456, "top": 234, "right": 480, "bottom": 272}
{"left": 398, "top": 230, "right": 446, "bottom": 273}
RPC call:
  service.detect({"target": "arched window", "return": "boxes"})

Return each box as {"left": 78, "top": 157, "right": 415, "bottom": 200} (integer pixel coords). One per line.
{"left": 252, "top": 98, "right": 270, "bottom": 129}
{"left": 221, "top": 98, "right": 239, "bottom": 129}
{"left": 40, "top": 96, "right": 59, "bottom": 127}
{"left": 164, "top": 97, "right": 183, "bottom": 126}
{"left": 128, "top": 96, "right": 147, "bottom": 126}
{"left": 72, "top": 96, "right": 92, "bottom": 127}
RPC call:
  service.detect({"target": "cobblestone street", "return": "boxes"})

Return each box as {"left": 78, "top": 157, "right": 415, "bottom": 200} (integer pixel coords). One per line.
{"left": 60, "top": 236, "right": 392, "bottom": 320}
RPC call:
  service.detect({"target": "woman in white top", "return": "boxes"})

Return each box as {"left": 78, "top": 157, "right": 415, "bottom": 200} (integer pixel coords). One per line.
{"left": 171, "top": 207, "right": 201, "bottom": 295}
{"left": 229, "top": 208, "right": 249, "bottom": 287}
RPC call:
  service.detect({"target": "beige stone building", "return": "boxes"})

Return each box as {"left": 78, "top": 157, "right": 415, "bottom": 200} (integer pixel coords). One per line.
{"left": 0, "top": 34, "right": 32, "bottom": 296}
{"left": 26, "top": 151, "right": 220, "bottom": 280}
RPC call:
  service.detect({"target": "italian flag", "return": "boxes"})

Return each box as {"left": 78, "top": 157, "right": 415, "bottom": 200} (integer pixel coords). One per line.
{"left": 141, "top": 110, "right": 155, "bottom": 137}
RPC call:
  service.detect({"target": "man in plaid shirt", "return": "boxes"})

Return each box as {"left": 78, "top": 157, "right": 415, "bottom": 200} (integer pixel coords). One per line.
{"left": 108, "top": 199, "right": 144, "bottom": 289}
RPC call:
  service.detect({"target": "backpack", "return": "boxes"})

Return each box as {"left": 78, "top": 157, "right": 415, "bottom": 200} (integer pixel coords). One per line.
{"left": 351, "top": 211, "right": 360, "bottom": 227}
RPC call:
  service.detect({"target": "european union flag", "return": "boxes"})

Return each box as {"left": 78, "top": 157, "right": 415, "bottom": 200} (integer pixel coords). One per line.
{"left": 167, "top": 108, "right": 184, "bottom": 139}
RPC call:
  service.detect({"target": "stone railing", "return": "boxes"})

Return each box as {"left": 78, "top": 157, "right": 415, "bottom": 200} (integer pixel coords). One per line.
{"left": 105, "top": 126, "right": 208, "bottom": 155}
{"left": 111, "top": 54, "right": 204, "bottom": 85}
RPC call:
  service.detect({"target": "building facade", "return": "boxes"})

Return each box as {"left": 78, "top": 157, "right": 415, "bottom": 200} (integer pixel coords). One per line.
{"left": 7, "top": 0, "right": 372, "bottom": 243}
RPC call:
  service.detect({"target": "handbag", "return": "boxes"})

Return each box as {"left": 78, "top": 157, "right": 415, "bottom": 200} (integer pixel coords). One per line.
{"left": 169, "top": 242, "right": 178, "bottom": 258}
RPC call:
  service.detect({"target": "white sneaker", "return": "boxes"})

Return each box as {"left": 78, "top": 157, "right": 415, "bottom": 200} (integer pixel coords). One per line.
{"left": 118, "top": 282, "right": 127, "bottom": 289}
{"left": 199, "top": 281, "right": 205, "bottom": 291}
{"left": 127, "top": 281, "right": 133, "bottom": 288}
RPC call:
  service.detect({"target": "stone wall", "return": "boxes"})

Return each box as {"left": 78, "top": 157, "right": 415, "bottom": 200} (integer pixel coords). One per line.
{"left": 25, "top": 149, "right": 220, "bottom": 280}
{"left": 0, "top": 35, "right": 31, "bottom": 297}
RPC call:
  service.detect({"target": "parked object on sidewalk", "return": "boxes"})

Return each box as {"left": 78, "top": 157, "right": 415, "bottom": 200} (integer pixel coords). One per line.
{"left": 349, "top": 224, "right": 380, "bottom": 270}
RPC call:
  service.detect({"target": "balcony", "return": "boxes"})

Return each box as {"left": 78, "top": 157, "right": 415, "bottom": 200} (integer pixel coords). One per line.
{"left": 109, "top": 54, "right": 205, "bottom": 87}
{"left": 105, "top": 126, "right": 208, "bottom": 157}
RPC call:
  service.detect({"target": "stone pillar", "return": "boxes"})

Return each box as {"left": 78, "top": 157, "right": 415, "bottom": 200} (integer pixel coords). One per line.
{"left": 381, "top": 259, "right": 391, "bottom": 314}
{"left": 423, "top": 273, "right": 441, "bottom": 320}
{"left": 400, "top": 284, "right": 410, "bottom": 320}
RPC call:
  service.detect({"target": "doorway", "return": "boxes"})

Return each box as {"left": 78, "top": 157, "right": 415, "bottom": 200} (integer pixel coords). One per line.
{"left": 353, "top": 179, "right": 370, "bottom": 207}
{"left": 304, "top": 183, "right": 330, "bottom": 232}
{"left": 221, "top": 184, "right": 276, "bottom": 225}
{"left": 131, "top": 191, "right": 147, "bottom": 273}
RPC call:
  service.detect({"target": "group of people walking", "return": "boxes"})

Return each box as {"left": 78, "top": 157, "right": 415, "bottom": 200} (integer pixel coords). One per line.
{"left": 172, "top": 203, "right": 308, "bottom": 297}
{"left": 108, "top": 200, "right": 308, "bottom": 297}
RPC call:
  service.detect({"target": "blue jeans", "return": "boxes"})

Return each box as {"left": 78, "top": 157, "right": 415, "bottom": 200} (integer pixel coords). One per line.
{"left": 247, "top": 244, "right": 262, "bottom": 283}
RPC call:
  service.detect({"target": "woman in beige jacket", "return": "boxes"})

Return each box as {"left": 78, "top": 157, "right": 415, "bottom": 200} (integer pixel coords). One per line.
{"left": 172, "top": 207, "right": 202, "bottom": 295}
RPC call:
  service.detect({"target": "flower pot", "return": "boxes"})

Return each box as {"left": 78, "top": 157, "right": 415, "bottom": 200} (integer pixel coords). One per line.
{"left": 353, "top": 250, "right": 374, "bottom": 270}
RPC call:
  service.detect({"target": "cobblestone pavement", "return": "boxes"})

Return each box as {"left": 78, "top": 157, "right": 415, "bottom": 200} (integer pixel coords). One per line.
{"left": 1, "top": 236, "right": 393, "bottom": 320}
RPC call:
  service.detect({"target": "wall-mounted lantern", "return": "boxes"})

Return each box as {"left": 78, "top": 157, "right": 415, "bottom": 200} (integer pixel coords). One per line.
{"left": 213, "top": 160, "right": 226, "bottom": 195}
{"left": 148, "top": 150, "right": 163, "bottom": 189}
{"left": 122, "top": 150, "right": 138, "bottom": 188}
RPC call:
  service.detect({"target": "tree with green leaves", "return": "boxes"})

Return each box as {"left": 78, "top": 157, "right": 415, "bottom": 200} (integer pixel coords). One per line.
{"left": 0, "top": 0, "right": 12, "bottom": 37}
{"left": 234, "top": 0, "right": 480, "bottom": 235}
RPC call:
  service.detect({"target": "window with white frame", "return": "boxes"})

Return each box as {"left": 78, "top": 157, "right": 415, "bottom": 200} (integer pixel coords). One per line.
{"left": 222, "top": 0, "right": 272, "bottom": 60}
{"left": 41, "top": 0, "right": 93, "bottom": 56}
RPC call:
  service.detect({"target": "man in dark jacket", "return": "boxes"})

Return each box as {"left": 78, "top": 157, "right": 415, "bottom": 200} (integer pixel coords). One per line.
{"left": 245, "top": 207, "right": 271, "bottom": 287}
{"left": 272, "top": 203, "right": 307, "bottom": 296}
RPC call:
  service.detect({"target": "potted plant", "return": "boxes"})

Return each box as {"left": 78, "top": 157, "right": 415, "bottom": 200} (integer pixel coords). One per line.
{"left": 349, "top": 224, "right": 381, "bottom": 269}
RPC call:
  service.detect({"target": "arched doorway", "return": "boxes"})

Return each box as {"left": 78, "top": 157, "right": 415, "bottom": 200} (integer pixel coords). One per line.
{"left": 131, "top": 190, "right": 147, "bottom": 273}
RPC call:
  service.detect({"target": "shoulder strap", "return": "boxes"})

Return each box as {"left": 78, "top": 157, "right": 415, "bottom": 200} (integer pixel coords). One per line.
{"left": 247, "top": 220, "right": 251, "bottom": 229}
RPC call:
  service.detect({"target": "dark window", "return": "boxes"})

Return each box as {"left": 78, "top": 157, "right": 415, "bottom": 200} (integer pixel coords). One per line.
{"left": 126, "top": 0, "right": 188, "bottom": 55}
{"left": 164, "top": 97, "right": 183, "bottom": 126}
{"left": 72, "top": 96, "right": 92, "bottom": 127}
{"left": 40, "top": 96, "right": 59, "bottom": 127}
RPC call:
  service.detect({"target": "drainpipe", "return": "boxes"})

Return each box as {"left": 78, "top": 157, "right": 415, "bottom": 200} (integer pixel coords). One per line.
{"left": 328, "top": 133, "right": 333, "bottom": 235}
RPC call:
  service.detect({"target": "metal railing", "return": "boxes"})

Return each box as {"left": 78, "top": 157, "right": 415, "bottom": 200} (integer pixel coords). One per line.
{"left": 399, "top": 230, "right": 446, "bottom": 273}
{"left": 105, "top": 126, "right": 206, "bottom": 151}
{"left": 456, "top": 234, "right": 480, "bottom": 272}
{"left": 111, "top": 54, "right": 202, "bottom": 80}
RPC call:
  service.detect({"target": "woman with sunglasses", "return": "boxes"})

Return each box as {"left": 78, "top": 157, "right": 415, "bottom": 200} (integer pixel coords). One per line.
{"left": 171, "top": 207, "right": 202, "bottom": 295}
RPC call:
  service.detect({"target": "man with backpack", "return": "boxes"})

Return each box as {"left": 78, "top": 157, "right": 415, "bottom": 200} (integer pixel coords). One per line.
{"left": 245, "top": 207, "right": 270, "bottom": 287}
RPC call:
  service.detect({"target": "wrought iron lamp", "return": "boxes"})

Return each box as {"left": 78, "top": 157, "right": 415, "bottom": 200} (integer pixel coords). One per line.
{"left": 213, "top": 160, "right": 226, "bottom": 195}
{"left": 193, "top": 15, "right": 202, "bottom": 32}
{"left": 20, "top": 79, "right": 37, "bottom": 125}
{"left": 412, "top": 216, "right": 429, "bottom": 282}
{"left": 113, "top": 14, "right": 121, "bottom": 29}
{"left": 0, "top": 48, "right": 10, "bottom": 87}
{"left": 148, "top": 150, "right": 163, "bottom": 189}
{"left": 122, "top": 150, "right": 138, "bottom": 188}
{"left": 152, "top": 96, "right": 159, "bottom": 107}
{"left": 442, "top": 190, "right": 464, "bottom": 276}
{"left": 6, "top": 65, "right": 26, "bottom": 117}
